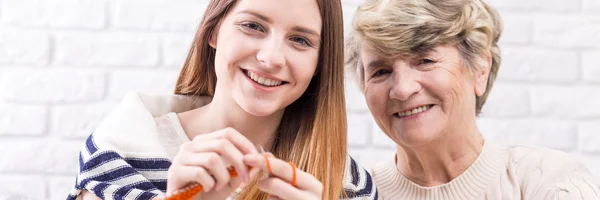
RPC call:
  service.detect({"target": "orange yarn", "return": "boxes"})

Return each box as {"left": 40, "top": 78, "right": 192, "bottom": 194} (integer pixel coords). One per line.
{"left": 264, "top": 154, "right": 273, "bottom": 174}
{"left": 161, "top": 151, "right": 297, "bottom": 200}
{"left": 158, "top": 166, "right": 250, "bottom": 200}
{"left": 288, "top": 162, "right": 297, "bottom": 187}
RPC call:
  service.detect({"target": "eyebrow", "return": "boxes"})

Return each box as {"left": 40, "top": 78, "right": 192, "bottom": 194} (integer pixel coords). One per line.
{"left": 365, "top": 59, "right": 391, "bottom": 71}
{"left": 238, "top": 10, "right": 271, "bottom": 23}
{"left": 292, "top": 27, "right": 320, "bottom": 38}
{"left": 237, "top": 10, "right": 321, "bottom": 38}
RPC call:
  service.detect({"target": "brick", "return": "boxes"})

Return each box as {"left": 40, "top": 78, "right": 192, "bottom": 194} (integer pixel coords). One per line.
{"left": 579, "top": 121, "right": 600, "bottom": 154}
{"left": 345, "top": 80, "right": 369, "bottom": 112}
{"left": 1, "top": 0, "right": 105, "bottom": 29}
{"left": 480, "top": 84, "right": 530, "bottom": 117}
{"left": 582, "top": 51, "right": 600, "bottom": 82}
{"left": 498, "top": 13, "right": 532, "bottom": 44}
{"left": 341, "top": 0, "right": 366, "bottom": 6}
{"left": 51, "top": 103, "right": 115, "bottom": 139}
{"left": 532, "top": 86, "right": 600, "bottom": 119}
{"left": 55, "top": 33, "right": 160, "bottom": 67}
{"left": 487, "top": 0, "right": 579, "bottom": 11}
{"left": 533, "top": 15, "right": 600, "bottom": 48}
{"left": 530, "top": 120, "right": 577, "bottom": 151}
{"left": 163, "top": 35, "right": 194, "bottom": 67}
{"left": 0, "top": 103, "right": 47, "bottom": 135}
{"left": 498, "top": 47, "right": 579, "bottom": 82}
{"left": 348, "top": 147, "right": 395, "bottom": 170}
{"left": 347, "top": 113, "right": 370, "bottom": 147}
{"left": 0, "top": 139, "right": 82, "bottom": 174}
{"left": 342, "top": 4, "right": 357, "bottom": 37}
{"left": 478, "top": 118, "right": 576, "bottom": 151}
{"left": 370, "top": 117, "right": 397, "bottom": 149}
{"left": 583, "top": 0, "right": 600, "bottom": 12}
{"left": 0, "top": 174, "right": 46, "bottom": 200}
{"left": 0, "top": 69, "right": 105, "bottom": 103}
{"left": 113, "top": 0, "right": 208, "bottom": 32}
{"left": 49, "top": 176, "right": 76, "bottom": 200}
{"left": 107, "top": 70, "right": 179, "bottom": 101}
{"left": 478, "top": 118, "right": 532, "bottom": 145}
{"left": 0, "top": 31, "right": 49, "bottom": 65}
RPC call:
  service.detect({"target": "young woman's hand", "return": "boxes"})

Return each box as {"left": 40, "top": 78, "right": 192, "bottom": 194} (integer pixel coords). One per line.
{"left": 243, "top": 153, "right": 323, "bottom": 200}
{"left": 166, "top": 128, "right": 258, "bottom": 200}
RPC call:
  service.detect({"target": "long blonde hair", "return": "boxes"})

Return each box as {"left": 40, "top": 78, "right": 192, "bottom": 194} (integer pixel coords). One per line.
{"left": 173, "top": 0, "right": 347, "bottom": 199}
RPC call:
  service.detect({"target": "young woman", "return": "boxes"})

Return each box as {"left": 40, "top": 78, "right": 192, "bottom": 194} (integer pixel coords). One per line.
{"left": 67, "top": 0, "right": 378, "bottom": 199}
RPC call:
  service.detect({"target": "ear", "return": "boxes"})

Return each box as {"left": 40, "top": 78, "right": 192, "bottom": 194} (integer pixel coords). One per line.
{"left": 474, "top": 51, "right": 492, "bottom": 97}
{"left": 208, "top": 31, "right": 217, "bottom": 49}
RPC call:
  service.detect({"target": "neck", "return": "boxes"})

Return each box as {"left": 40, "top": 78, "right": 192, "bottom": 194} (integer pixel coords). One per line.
{"left": 178, "top": 91, "right": 283, "bottom": 151}
{"left": 395, "top": 122, "right": 484, "bottom": 187}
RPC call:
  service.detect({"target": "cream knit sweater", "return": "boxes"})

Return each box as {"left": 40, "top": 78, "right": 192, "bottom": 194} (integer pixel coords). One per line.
{"left": 372, "top": 141, "right": 600, "bottom": 199}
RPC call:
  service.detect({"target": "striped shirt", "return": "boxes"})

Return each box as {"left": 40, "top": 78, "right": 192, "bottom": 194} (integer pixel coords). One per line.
{"left": 66, "top": 92, "right": 378, "bottom": 200}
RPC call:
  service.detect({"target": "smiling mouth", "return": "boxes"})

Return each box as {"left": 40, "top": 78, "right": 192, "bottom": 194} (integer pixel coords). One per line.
{"left": 242, "top": 69, "right": 288, "bottom": 87}
{"left": 395, "top": 104, "right": 434, "bottom": 117}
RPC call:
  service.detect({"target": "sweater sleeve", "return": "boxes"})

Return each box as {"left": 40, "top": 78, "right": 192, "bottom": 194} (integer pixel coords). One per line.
{"left": 342, "top": 155, "right": 380, "bottom": 200}
{"left": 539, "top": 169, "right": 600, "bottom": 200}
{"left": 512, "top": 146, "right": 600, "bottom": 200}
{"left": 66, "top": 134, "right": 167, "bottom": 200}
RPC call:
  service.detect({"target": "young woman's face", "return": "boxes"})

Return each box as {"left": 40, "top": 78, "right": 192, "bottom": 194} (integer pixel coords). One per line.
{"left": 211, "top": 0, "right": 322, "bottom": 116}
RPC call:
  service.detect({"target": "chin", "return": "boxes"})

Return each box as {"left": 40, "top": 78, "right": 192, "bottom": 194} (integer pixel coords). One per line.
{"left": 238, "top": 98, "right": 282, "bottom": 117}
{"left": 395, "top": 128, "right": 442, "bottom": 148}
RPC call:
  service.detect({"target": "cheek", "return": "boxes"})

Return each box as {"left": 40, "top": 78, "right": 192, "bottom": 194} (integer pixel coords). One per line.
{"left": 289, "top": 53, "right": 319, "bottom": 84}
{"left": 364, "top": 83, "right": 388, "bottom": 116}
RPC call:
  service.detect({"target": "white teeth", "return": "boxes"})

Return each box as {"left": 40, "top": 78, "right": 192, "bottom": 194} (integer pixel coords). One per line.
{"left": 397, "top": 105, "right": 431, "bottom": 117}
{"left": 246, "top": 70, "right": 284, "bottom": 87}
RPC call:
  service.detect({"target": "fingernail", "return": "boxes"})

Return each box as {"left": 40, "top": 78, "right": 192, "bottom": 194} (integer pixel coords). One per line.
{"left": 249, "top": 148, "right": 258, "bottom": 154}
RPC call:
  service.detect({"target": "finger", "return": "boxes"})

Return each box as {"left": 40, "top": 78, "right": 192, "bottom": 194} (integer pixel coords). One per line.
{"left": 168, "top": 165, "right": 216, "bottom": 192}
{"left": 258, "top": 177, "right": 307, "bottom": 200}
{"left": 267, "top": 195, "right": 282, "bottom": 200}
{"left": 180, "top": 152, "right": 231, "bottom": 191}
{"left": 215, "top": 139, "right": 251, "bottom": 182}
{"left": 215, "top": 127, "right": 258, "bottom": 155}
{"left": 190, "top": 128, "right": 257, "bottom": 155}
{"left": 243, "top": 154, "right": 321, "bottom": 192}
{"left": 186, "top": 139, "right": 250, "bottom": 182}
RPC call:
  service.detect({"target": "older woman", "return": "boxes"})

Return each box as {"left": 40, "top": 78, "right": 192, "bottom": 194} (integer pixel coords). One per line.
{"left": 346, "top": 0, "right": 599, "bottom": 199}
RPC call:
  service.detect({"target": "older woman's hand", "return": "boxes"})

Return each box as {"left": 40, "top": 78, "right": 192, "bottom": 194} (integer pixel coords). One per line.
{"left": 243, "top": 153, "right": 322, "bottom": 200}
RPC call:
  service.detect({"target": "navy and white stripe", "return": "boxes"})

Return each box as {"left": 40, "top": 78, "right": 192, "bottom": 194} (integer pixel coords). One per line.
{"left": 343, "top": 156, "right": 379, "bottom": 200}
{"left": 67, "top": 134, "right": 169, "bottom": 200}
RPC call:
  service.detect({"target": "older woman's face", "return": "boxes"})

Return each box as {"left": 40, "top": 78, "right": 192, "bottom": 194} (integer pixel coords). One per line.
{"left": 361, "top": 44, "right": 487, "bottom": 147}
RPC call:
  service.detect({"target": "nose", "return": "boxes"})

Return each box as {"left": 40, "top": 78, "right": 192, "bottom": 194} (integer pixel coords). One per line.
{"left": 389, "top": 69, "right": 422, "bottom": 101}
{"left": 256, "top": 35, "right": 285, "bottom": 69}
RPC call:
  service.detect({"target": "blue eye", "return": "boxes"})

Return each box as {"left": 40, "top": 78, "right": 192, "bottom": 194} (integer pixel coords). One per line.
{"left": 241, "top": 22, "right": 264, "bottom": 32}
{"left": 290, "top": 37, "right": 311, "bottom": 47}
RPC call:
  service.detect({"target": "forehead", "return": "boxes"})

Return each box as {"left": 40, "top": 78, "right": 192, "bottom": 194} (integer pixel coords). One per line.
{"left": 230, "top": 0, "right": 322, "bottom": 33}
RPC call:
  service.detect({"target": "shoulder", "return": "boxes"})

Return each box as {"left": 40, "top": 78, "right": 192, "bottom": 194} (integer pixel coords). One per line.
{"left": 507, "top": 145, "right": 600, "bottom": 199}
{"left": 507, "top": 145, "right": 585, "bottom": 177}
{"left": 90, "top": 92, "right": 210, "bottom": 157}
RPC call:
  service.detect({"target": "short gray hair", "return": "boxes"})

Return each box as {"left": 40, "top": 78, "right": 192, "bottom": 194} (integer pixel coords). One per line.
{"left": 346, "top": 0, "right": 503, "bottom": 115}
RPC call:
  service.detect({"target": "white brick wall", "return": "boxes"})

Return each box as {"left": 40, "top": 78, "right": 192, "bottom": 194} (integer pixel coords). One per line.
{"left": 1, "top": 0, "right": 599, "bottom": 199}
